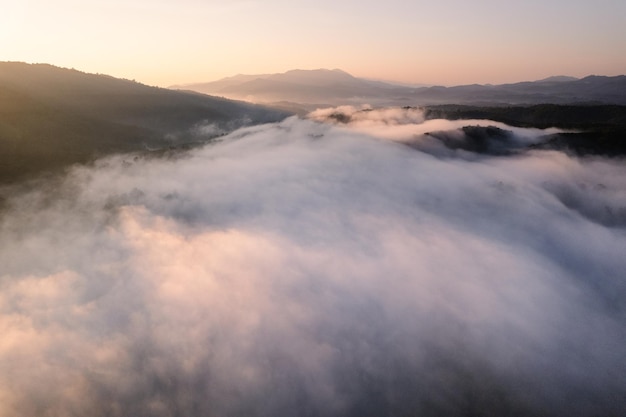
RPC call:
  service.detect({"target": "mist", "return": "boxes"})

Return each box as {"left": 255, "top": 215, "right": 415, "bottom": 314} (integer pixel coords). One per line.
{"left": 0, "top": 112, "right": 624, "bottom": 416}
{"left": 308, "top": 106, "right": 568, "bottom": 156}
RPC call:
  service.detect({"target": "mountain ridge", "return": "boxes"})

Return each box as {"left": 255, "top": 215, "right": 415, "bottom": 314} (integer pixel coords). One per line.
{"left": 0, "top": 62, "right": 289, "bottom": 183}
{"left": 173, "top": 69, "right": 626, "bottom": 108}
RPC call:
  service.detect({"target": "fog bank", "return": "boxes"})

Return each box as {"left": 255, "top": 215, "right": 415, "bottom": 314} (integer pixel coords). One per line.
{"left": 0, "top": 115, "right": 624, "bottom": 416}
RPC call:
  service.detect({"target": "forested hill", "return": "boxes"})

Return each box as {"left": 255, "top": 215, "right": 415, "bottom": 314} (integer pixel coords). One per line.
{"left": 0, "top": 62, "right": 289, "bottom": 183}
{"left": 423, "top": 104, "right": 626, "bottom": 129}
{"left": 424, "top": 104, "right": 626, "bottom": 156}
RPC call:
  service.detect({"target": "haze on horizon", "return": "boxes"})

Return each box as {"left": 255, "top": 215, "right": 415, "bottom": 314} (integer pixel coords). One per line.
{"left": 2, "top": 0, "right": 625, "bottom": 87}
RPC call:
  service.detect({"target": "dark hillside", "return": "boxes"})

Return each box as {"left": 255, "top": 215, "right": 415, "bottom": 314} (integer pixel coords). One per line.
{"left": 423, "top": 104, "right": 626, "bottom": 129}
{"left": 0, "top": 62, "right": 289, "bottom": 183}
{"left": 424, "top": 104, "right": 626, "bottom": 156}
{"left": 0, "top": 63, "right": 287, "bottom": 132}
{"left": 0, "top": 85, "right": 158, "bottom": 182}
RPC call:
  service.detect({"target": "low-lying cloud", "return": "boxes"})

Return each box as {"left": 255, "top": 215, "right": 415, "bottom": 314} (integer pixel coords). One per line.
{"left": 308, "top": 105, "right": 567, "bottom": 156}
{"left": 0, "top": 113, "right": 624, "bottom": 416}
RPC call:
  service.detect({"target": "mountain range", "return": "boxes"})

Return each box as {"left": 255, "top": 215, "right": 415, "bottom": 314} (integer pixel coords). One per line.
{"left": 173, "top": 69, "right": 626, "bottom": 110}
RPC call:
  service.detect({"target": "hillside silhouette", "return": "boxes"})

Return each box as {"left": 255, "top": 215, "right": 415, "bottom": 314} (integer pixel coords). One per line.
{"left": 0, "top": 62, "right": 288, "bottom": 183}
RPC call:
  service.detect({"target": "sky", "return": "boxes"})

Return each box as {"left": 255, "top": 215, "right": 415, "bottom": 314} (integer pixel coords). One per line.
{"left": 2, "top": 0, "right": 626, "bottom": 86}
{"left": 0, "top": 0, "right": 626, "bottom": 86}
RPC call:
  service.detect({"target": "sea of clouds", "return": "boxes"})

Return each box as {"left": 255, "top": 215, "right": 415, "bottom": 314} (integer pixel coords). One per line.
{"left": 0, "top": 110, "right": 624, "bottom": 416}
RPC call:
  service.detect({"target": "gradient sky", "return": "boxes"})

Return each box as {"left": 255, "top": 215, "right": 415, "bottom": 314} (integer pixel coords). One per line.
{"left": 2, "top": 0, "right": 625, "bottom": 86}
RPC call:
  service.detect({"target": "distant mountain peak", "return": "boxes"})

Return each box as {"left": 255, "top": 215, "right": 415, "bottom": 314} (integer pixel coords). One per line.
{"left": 535, "top": 75, "right": 579, "bottom": 83}
{"left": 263, "top": 68, "right": 360, "bottom": 86}
{"left": 283, "top": 68, "right": 351, "bottom": 73}
{"left": 281, "top": 68, "right": 355, "bottom": 78}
